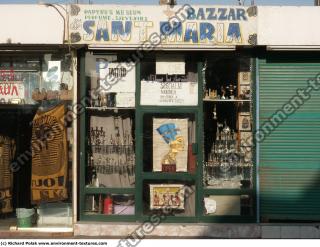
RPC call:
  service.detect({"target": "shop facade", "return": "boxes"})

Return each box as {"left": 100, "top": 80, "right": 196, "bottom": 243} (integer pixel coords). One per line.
{"left": 69, "top": 4, "right": 258, "bottom": 226}
{"left": 0, "top": 4, "right": 77, "bottom": 236}
{"left": 71, "top": 4, "right": 320, "bottom": 232}
{"left": 0, "top": 3, "right": 320, "bottom": 238}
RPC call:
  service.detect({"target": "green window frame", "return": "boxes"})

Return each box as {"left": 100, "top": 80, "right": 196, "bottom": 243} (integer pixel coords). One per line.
{"left": 79, "top": 49, "right": 257, "bottom": 223}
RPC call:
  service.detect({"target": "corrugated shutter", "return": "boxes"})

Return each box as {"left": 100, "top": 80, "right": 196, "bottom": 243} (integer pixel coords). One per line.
{"left": 259, "top": 55, "right": 320, "bottom": 221}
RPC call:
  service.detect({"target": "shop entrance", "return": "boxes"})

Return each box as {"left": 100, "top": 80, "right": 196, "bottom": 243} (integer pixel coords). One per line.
{"left": 0, "top": 52, "right": 74, "bottom": 230}
{"left": 0, "top": 106, "right": 36, "bottom": 229}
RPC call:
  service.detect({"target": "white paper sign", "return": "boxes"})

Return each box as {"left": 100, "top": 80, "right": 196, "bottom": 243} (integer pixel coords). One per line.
{"left": 156, "top": 56, "right": 185, "bottom": 75}
{"left": 141, "top": 81, "right": 198, "bottom": 106}
{"left": 0, "top": 82, "right": 25, "bottom": 103}
{"left": 46, "top": 61, "right": 61, "bottom": 83}
{"left": 116, "top": 92, "right": 135, "bottom": 107}
{"left": 153, "top": 118, "right": 188, "bottom": 172}
{"left": 204, "top": 197, "right": 217, "bottom": 214}
{"left": 42, "top": 61, "right": 61, "bottom": 90}
{"left": 97, "top": 62, "right": 135, "bottom": 93}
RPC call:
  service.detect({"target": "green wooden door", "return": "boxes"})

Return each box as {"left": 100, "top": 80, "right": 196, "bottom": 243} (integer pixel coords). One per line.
{"left": 259, "top": 53, "right": 320, "bottom": 221}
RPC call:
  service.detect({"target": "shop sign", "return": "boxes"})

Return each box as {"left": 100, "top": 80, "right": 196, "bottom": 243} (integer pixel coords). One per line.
{"left": 69, "top": 5, "right": 257, "bottom": 47}
{"left": 96, "top": 60, "right": 136, "bottom": 107}
{"left": 0, "top": 82, "right": 25, "bottom": 103}
{"left": 141, "top": 80, "right": 198, "bottom": 106}
{"left": 96, "top": 60, "right": 135, "bottom": 93}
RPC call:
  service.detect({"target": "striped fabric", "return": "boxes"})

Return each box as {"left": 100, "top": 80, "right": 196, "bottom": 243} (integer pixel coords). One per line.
{"left": 0, "top": 136, "right": 15, "bottom": 214}
{"left": 31, "top": 104, "right": 68, "bottom": 204}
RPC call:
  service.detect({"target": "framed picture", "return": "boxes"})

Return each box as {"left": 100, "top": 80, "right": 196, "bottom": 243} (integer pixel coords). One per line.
{"left": 238, "top": 71, "right": 251, "bottom": 85}
{"left": 239, "top": 84, "right": 251, "bottom": 100}
{"left": 240, "top": 146, "right": 252, "bottom": 163}
{"left": 150, "top": 184, "right": 185, "bottom": 210}
{"left": 240, "top": 131, "right": 252, "bottom": 147}
{"left": 238, "top": 113, "right": 251, "bottom": 131}
{"left": 153, "top": 118, "right": 188, "bottom": 172}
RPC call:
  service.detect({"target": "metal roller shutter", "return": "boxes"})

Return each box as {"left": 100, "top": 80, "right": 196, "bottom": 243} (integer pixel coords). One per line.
{"left": 259, "top": 54, "right": 320, "bottom": 221}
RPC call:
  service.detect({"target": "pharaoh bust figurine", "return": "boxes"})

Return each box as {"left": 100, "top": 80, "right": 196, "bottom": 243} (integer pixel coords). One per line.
{"left": 162, "top": 135, "right": 185, "bottom": 165}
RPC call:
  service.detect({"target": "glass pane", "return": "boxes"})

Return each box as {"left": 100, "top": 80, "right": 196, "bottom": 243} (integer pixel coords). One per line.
{"left": 0, "top": 53, "right": 73, "bottom": 105}
{"left": 203, "top": 194, "right": 254, "bottom": 216}
{"left": 143, "top": 113, "right": 196, "bottom": 173}
{"left": 86, "top": 109, "right": 135, "bottom": 188}
{"left": 203, "top": 56, "right": 253, "bottom": 189}
{"left": 85, "top": 52, "right": 135, "bottom": 108}
{"left": 84, "top": 194, "right": 135, "bottom": 216}
{"left": 84, "top": 52, "right": 137, "bottom": 189}
{"left": 140, "top": 55, "right": 198, "bottom": 106}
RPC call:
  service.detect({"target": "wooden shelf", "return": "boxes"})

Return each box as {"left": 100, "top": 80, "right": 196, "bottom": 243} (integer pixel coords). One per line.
{"left": 81, "top": 214, "right": 136, "bottom": 222}
{"left": 85, "top": 187, "right": 135, "bottom": 194}
{"left": 203, "top": 188, "right": 254, "bottom": 195}
{"left": 0, "top": 104, "right": 39, "bottom": 110}
{"left": 90, "top": 144, "right": 134, "bottom": 147}
{"left": 86, "top": 107, "right": 135, "bottom": 110}
{"left": 142, "top": 172, "right": 195, "bottom": 181}
{"left": 203, "top": 99, "right": 251, "bottom": 102}
{"left": 205, "top": 163, "right": 253, "bottom": 168}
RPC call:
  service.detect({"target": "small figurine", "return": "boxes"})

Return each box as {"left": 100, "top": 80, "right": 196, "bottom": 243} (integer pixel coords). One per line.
{"left": 228, "top": 84, "right": 236, "bottom": 99}
{"left": 221, "top": 86, "right": 226, "bottom": 99}
{"left": 209, "top": 89, "right": 217, "bottom": 99}
{"left": 212, "top": 105, "right": 217, "bottom": 120}
{"left": 205, "top": 89, "right": 209, "bottom": 99}
{"left": 101, "top": 93, "right": 107, "bottom": 107}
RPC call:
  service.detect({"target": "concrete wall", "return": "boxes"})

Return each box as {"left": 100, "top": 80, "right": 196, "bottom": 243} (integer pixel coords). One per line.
{"left": 74, "top": 223, "right": 320, "bottom": 238}
{"left": 258, "top": 6, "right": 320, "bottom": 46}
{"left": 0, "top": 4, "right": 65, "bottom": 44}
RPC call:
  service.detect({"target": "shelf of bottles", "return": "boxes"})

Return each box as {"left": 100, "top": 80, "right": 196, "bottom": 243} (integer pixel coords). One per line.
{"left": 204, "top": 122, "right": 253, "bottom": 189}
{"left": 202, "top": 59, "right": 253, "bottom": 190}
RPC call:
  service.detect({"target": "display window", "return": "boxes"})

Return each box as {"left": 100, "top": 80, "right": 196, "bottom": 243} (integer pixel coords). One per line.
{"left": 0, "top": 51, "right": 75, "bottom": 229}
{"left": 203, "top": 56, "right": 253, "bottom": 189}
{"left": 87, "top": 110, "right": 135, "bottom": 189}
{"left": 203, "top": 194, "right": 254, "bottom": 216}
{"left": 81, "top": 51, "right": 136, "bottom": 220}
{"left": 140, "top": 55, "right": 198, "bottom": 107}
{"left": 84, "top": 194, "right": 135, "bottom": 216}
{"left": 202, "top": 54, "right": 255, "bottom": 218}
{"left": 79, "top": 51, "right": 255, "bottom": 222}
{"left": 142, "top": 113, "right": 196, "bottom": 173}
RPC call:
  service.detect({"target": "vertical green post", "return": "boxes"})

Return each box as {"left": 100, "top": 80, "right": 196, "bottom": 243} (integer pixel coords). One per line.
{"left": 196, "top": 60, "right": 204, "bottom": 221}
{"left": 79, "top": 49, "right": 87, "bottom": 221}
{"left": 252, "top": 56, "right": 259, "bottom": 223}
{"left": 135, "top": 61, "right": 143, "bottom": 220}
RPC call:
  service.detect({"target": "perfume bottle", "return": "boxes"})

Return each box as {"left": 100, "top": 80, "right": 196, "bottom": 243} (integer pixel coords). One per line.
{"left": 212, "top": 105, "right": 217, "bottom": 120}
{"left": 221, "top": 86, "right": 226, "bottom": 99}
